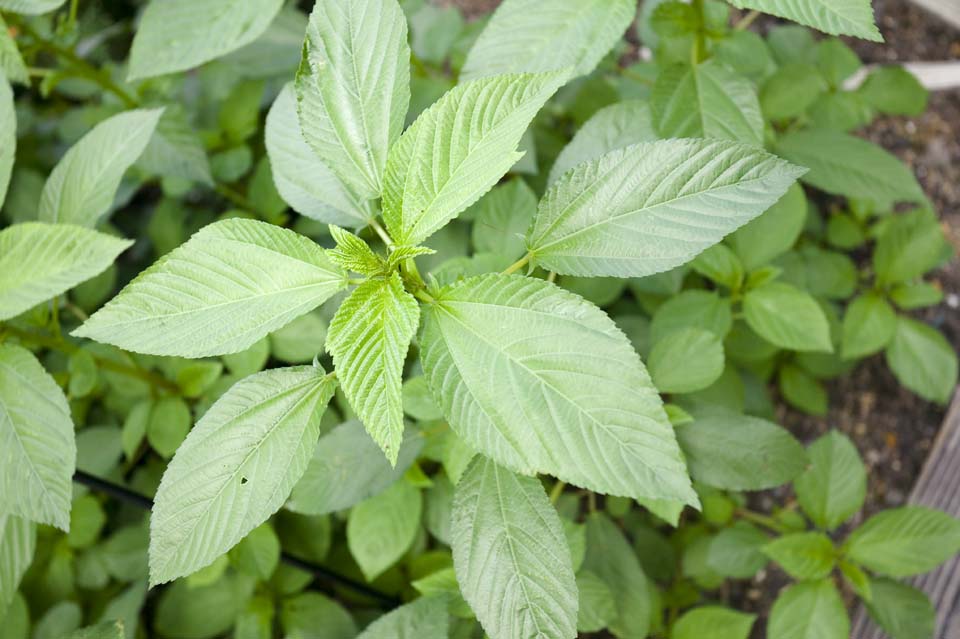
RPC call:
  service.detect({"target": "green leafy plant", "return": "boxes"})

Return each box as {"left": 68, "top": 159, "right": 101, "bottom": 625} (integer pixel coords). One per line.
{"left": 1, "top": 0, "right": 958, "bottom": 638}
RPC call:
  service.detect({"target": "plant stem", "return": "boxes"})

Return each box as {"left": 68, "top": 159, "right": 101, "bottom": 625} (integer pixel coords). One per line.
{"left": 213, "top": 183, "right": 255, "bottom": 211}
{"left": 546, "top": 271, "right": 557, "bottom": 283}
{"left": 502, "top": 252, "right": 532, "bottom": 275}
{"left": 369, "top": 219, "right": 393, "bottom": 247}
{"left": 50, "top": 296, "right": 61, "bottom": 340}
{"left": 734, "top": 10, "right": 761, "bottom": 31}
{"left": 691, "top": 0, "right": 708, "bottom": 64}
{"left": 1, "top": 325, "right": 179, "bottom": 392}
{"left": 549, "top": 480, "right": 566, "bottom": 504}
{"left": 736, "top": 508, "right": 788, "bottom": 534}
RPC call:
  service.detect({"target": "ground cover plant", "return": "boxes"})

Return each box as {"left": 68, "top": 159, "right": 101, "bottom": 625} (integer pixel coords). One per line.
{"left": 0, "top": 0, "right": 959, "bottom": 638}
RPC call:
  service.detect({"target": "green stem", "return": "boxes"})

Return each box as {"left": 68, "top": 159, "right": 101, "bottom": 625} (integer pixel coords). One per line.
{"left": 2, "top": 325, "right": 179, "bottom": 393}
{"left": 691, "top": 0, "right": 708, "bottom": 64}
{"left": 734, "top": 9, "right": 761, "bottom": 31}
{"left": 502, "top": 252, "right": 532, "bottom": 275}
{"left": 50, "top": 296, "right": 61, "bottom": 340}
{"left": 736, "top": 508, "right": 788, "bottom": 534}
{"left": 369, "top": 219, "right": 393, "bottom": 247}
{"left": 214, "top": 183, "right": 255, "bottom": 211}
{"left": 549, "top": 480, "right": 566, "bottom": 504}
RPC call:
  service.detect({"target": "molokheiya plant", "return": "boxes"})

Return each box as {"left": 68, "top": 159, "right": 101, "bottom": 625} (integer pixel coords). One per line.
{"left": 0, "top": 0, "right": 959, "bottom": 638}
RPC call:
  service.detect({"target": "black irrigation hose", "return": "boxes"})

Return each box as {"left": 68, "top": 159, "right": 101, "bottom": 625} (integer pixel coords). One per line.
{"left": 72, "top": 470, "right": 401, "bottom": 608}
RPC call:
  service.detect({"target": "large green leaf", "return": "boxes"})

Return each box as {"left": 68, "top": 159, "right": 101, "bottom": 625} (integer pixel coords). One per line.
{"left": 775, "top": 130, "right": 924, "bottom": 206}
{"left": 0, "top": 344, "right": 76, "bottom": 530}
{"left": 461, "top": 0, "right": 634, "bottom": 81}
{"left": 0, "top": 514, "right": 35, "bottom": 609}
{"left": 762, "top": 532, "right": 835, "bottom": 580}
{"left": 794, "top": 431, "right": 866, "bottom": 530}
{"left": 845, "top": 506, "right": 960, "bottom": 577}
{"left": 865, "top": 579, "right": 935, "bottom": 639}
{"left": 583, "top": 513, "right": 653, "bottom": 638}
{"left": 75, "top": 219, "right": 347, "bottom": 357}
{"left": 327, "top": 273, "right": 420, "bottom": 464}
{"left": 767, "top": 580, "right": 849, "bottom": 639}
{"left": 0, "top": 223, "right": 131, "bottom": 321}
{"left": 0, "top": 0, "right": 66, "bottom": 14}
{"left": 356, "top": 596, "right": 448, "bottom": 639}
{"left": 383, "top": 71, "right": 566, "bottom": 246}
{"left": 149, "top": 366, "right": 336, "bottom": 585}
{"left": 0, "top": 73, "right": 13, "bottom": 209}
{"left": 873, "top": 208, "right": 950, "bottom": 286}
{"left": 287, "top": 420, "right": 423, "bottom": 516}
{"left": 676, "top": 408, "right": 807, "bottom": 491}
{"left": 651, "top": 61, "right": 764, "bottom": 145}
{"left": 728, "top": 0, "right": 881, "bottom": 41}
{"left": 38, "top": 109, "right": 163, "bottom": 227}
{"left": 347, "top": 479, "right": 422, "bottom": 581}
{"left": 127, "top": 0, "right": 284, "bottom": 80}
{"left": 452, "top": 457, "right": 577, "bottom": 639}
{"left": 527, "top": 139, "right": 804, "bottom": 278}
{"left": 648, "top": 327, "right": 724, "bottom": 394}
{"left": 885, "top": 316, "right": 958, "bottom": 405}
{"left": 0, "top": 20, "right": 27, "bottom": 85}
{"left": 672, "top": 606, "right": 755, "bottom": 639}
{"left": 295, "top": 0, "right": 410, "bottom": 200}
{"left": 265, "top": 84, "right": 371, "bottom": 227}
{"left": 743, "top": 282, "right": 832, "bottom": 352}
{"left": 419, "top": 274, "right": 696, "bottom": 504}
{"left": 137, "top": 107, "right": 212, "bottom": 186}
{"left": 841, "top": 293, "right": 897, "bottom": 360}
{"left": 549, "top": 100, "right": 658, "bottom": 184}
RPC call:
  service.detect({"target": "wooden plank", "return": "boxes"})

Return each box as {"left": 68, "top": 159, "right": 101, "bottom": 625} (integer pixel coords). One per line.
{"left": 906, "top": 0, "right": 960, "bottom": 30}
{"left": 852, "top": 389, "right": 960, "bottom": 638}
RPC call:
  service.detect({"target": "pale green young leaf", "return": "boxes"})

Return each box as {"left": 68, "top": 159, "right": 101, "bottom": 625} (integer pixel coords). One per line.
{"left": 74, "top": 219, "right": 347, "bottom": 357}
{"left": 649, "top": 290, "right": 733, "bottom": 343}
{"left": 383, "top": 71, "right": 567, "bottom": 246}
{"left": 461, "top": 0, "right": 635, "bottom": 81}
{"left": 0, "top": 73, "right": 14, "bottom": 208}
{"left": 452, "top": 457, "right": 577, "bottom": 639}
{"left": 759, "top": 63, "right": 827, "bottom": 121}
{"left": 775, "top": 130, "right": 924, "bottom": 206}
{"left": 0, "top": 0, "right": 66, "bottom": 13}
{"left": 347, "top": 479, "right": 422, "bottom": 581}
{"left": 419, "top": 274, "right": 697, "bottom": 505}
{"left": 885, "top": 317, "right": 958, "bottom": 405}
{"left": 727, "top": 0, "right": 881, "bottom": 41}
{"left": 469, "top": 178, "right": 538, "bottom": 260}
{"left": 690, "top": 244, "right": 744, "bottom": 291}
{"left": 727, "top": 183, "right": 807, "bottom": 271}
{"left": 0, "top": 344, "right": 76, "bottom": 530}
{"left": 0, "top": 514, "right": 35, "bottom": 610}
{"left": 672, "top": 606, "right": 756, "bottom": 639}
{"left": 841, "top": 293, "right": 896, "bottom": 359}
{"left": 527, "top": 139, "right": 805, "bottom": 278}
{"left": 265, "top": 84, "right": 371, "bottom": 227}
{"left": 793, "top": 431, "right": 867, "bottom": 530}
{"left": 295, "top": 0, "right": 410, "bottom": 200}
{"left": 549, "top": 100, "right": 658, "bottom": 184}
{"left": 743, "top": 282, "right": 833, "bottom": 352}
{"left": 865, "top": 579, "right": 935, "bottom": 639}
{"left": 652, "top": 61, "right": 764, "bottom": 145}
{"left": 583, "top": 513, "right": 653, "bottom": 639}
{"left": 676, "top": 408, "right": 807, "bottom": 491}
{"left": 127, "top": 0, "right": 284, "bottom": 80}
{"left": 38, "top": 109, "right": 162, "bottom": 228}
{"left": 288, "top": 420, "right": 423, "bottom": 515}
{"left": 149, "top": 366, "right": 336, "bottom": 585}
{"left": 768, "top": 580, "right": 849, "bottom": 639}
{"left": 845, "top": 506, "right": 960, "bottom": 577}
{"left": 762, "top": 532, "right": 835, "bottom": 580}
{"left": 0, "top": 223, "right": 132, "bottom": 320}
{"left": 326, "top": 225, "right": 386, "bottom": 276}
{"left": 648, "top": 328, "right": 724, "bottom": 394}
{"left": 356, "top": 596, "right": 448, "bottom": 639}
{"left": 327, "top": 273, "right": 420, "bottom": 464}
